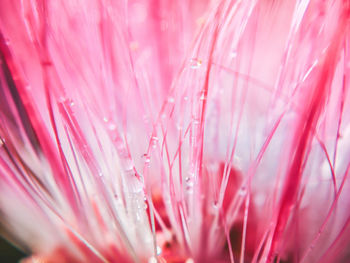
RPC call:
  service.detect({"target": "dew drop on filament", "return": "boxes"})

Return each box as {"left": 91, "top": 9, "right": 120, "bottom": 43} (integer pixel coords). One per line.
{"left": 151, "top": 136, "right": 158, "bottom": 148}
{"left": 190, "top": 58, "right": 202, "bottom": 69}
{"left": 239, "top": 186, "right": 247, "bottom": 196}
{"left": 143, "top": 154, "right": 151, "bottom": 166}
{"left": 230, "top": 51, "right": 238, "bottom": 58}
{"left": 108, "top": 123, "right": 117, "bottom": 131}
{"left": 167, "top": 97, "right": 175, "bottom": 103}
{"left": 156, "top": 246, "right": 162, "bottom": 255}
{"left": 185, "top": 176, "right": 194, "bottom": 194}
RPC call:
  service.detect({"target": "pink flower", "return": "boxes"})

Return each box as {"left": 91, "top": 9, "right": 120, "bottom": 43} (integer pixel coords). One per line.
{"left": 0, "top": 0, "right": 349, "bottom": 262}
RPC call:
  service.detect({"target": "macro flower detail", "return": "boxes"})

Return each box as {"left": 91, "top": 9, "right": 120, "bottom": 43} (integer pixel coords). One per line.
{"left": 0, "top": 0, "right": 349, "bottom": 262}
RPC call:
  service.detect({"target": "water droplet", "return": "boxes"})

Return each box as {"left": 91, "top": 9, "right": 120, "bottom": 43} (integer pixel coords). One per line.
{"left": 176, "top": 123, "right": 182, "bottom": 131}
{"left": 58, "top": 97, "right": 75, "bottom": 108}
{"left": 193, "top": 119, "right": 200, "bottom": 125}
{"left": 156, "top": 246, "right": 162, "bottom": 255}
{"left": 190, "top": 58, "right": 202, "bottom": 69}
{"left": 103, "top": 117, "right": 117, "bottom": 131}
{"left": 185, "top": 176, "right": 194, "bottom": 193}
{"left": 151, "top": 136, "right": 158, "bottom": 148}
{"left": 230, "top": 51, "right": 237, "bottom": 58}
{"left": 167, "top": 97, "right": 175, "bottom": 103}
{"left": 135, "top": 212, "right": 141, "bottom": 221}
{"left": 143, "top": 154, "right": 151, "bottom": 165}
{"left": 199, "top": 92, "right": 206, "bottom": 101}
{"left": 58, "top": 96, "right": 67, "bottom": 103}
{"left": 108, "top": 122, "right": 117, "bottom": 131}
{"left": 183, "top": 96, "right": 189, "bottom": 101}
{"left": 239, "top": 186, "right": 247, "bottom": 196}
{"left": 186, "top": 186, "right": 193, "bottom": 194}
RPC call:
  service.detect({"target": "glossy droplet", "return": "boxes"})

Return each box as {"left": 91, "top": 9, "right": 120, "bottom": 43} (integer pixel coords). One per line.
{"left": 108, "top": 123, "right": 117, "bottom": 131}
{"left": 176, "top": 122, "right": 183, "bottom": 130}
{"left": 156, "top": 246, "right": 162, "bottom": 255}
{"left": 230, "top": 51, "right": 237, "bottom": 58}
{"left": 151, "top": 136, "right": 158, "bottom": 148}
{"left": 190, "top": 58, "right": 202, "bottom": 69}
{"left": 58, "top": 96, "right": 67, "bottom": 103}
{"left": 185, "top": 176, "right": 194, "bottom": 194}
{"left": 143, "top": 202, "right": 148, "bottom": 209}
{"left": 143, "top": 154, "right": 151, "bottom": 166}
{"left": 239, "top": 186, "right": 247, "bottom": 196}
{"left": 193, "top": 118, "right": 200, "bottom": 125}
{"left": 186, "top": 186, "right": 193, "bottom": 194}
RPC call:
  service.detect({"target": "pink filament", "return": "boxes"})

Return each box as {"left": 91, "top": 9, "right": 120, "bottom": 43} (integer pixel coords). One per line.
{"left": 0, "top": 0, "right": 349, "bottom": 262}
